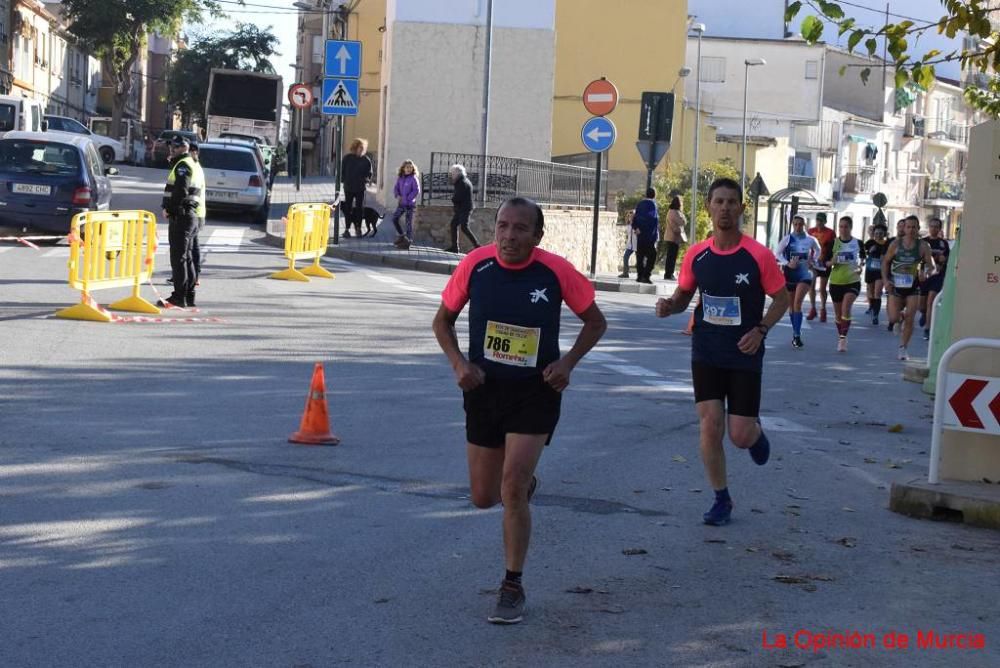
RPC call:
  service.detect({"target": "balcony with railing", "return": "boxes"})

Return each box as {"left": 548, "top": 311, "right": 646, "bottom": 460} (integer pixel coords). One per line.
{"left": 925, "top": 118, "right": 969, "bottom": 148}
{"left": 842, "top": 164, "right": 877, "bottom": 195}
{"left": 787, "top": 173, "right": 817, "bottom": 191}
{"left": 903, "top": 115, "right": 926, "bottom": 138}
{"left": 924, "top": 179, "right": 964, "bottom": 204}
{"left": 793, "top": 120, "right": 841, "bottom": 154}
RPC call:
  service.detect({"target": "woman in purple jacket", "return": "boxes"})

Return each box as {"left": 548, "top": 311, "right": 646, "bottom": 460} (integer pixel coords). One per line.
{"left": 391, "top": 160, "right": 421, "bottom": 249}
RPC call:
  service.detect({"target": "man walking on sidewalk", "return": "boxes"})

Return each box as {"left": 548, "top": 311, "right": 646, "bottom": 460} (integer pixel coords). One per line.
{"left": 445, "top": 164, "right": 480, "bottom": 253}
{"left": 433, "top": 197, "right": 607, "bottom": 624}
{"left": 631, "top": 188, "right": 659, "bottom": 284}
{"left": 655, "top": 178, "right": 788, "bottom": 526}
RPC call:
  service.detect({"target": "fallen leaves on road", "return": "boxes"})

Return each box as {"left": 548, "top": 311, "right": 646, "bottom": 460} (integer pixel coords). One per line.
{"left": 836, "top": 537, "right": 858, "bottom": 548}
{"left": 704, "top": 538, "right": 726, "bottom": 544}
{"left": 672, "top": 455, "right": 687, "bottom": 463}
{"left": 771, "top": 550, "right": 796, "bottom": 562}
{"left": 951, "top": 544, "right": 976, "bottom": 552}
{"left": 864, "top": 457, "right": 878, "bottom": 464}
{"left": 888, "top": 424, "right": 904, "bottom": 433}
{"left": 842, "top": 506, "right": 856, "bottom": 512}
{"left": 622, "top": 548, "right": 648, "bottom": 556}
{"left": 565, "top": 586, "right": 593, "bottom": 594}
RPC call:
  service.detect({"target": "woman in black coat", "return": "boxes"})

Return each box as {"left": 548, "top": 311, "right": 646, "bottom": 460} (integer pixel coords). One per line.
{"left": 341, "top": 138, "right": 373, "bottom": 237}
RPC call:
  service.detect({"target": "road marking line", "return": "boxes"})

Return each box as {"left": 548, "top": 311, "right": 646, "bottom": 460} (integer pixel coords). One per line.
{"left": 41, "top": 247, "right": 69, "bottom": 258}
{"left": 642, "top": 379, "right": 694, "bottom": 393}
{"left": 602, "top": 364, "right": 660, "bottom": 377}
{"left": 760, "top": 416, "right": 814, "bottom": 433}
{"left": 365, "top": 272, "right": 404, "bottom": 285}
{"left": 583, "top": 351, "right": 627, "bottom": 363}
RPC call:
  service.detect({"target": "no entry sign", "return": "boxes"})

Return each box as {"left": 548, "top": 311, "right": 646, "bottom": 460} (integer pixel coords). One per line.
{"left": 943, "top": 374, "right": 1000, "bottom": 434}
{"left": 582, "top": 79, "right": 619, "bottom": 116}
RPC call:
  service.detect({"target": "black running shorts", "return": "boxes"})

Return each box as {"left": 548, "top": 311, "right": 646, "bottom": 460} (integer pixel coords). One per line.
{"left": 864, "top": 270, "right": 882, "bottom": 285}
{"left": 785, "top": 279, "right": 811, "bottom": 292}
{"left": 893, "top": 284, "right": 920, "bottom": 299}
{"left": 813, "top": 267, "right": 830, "bottom": 279}
{"left": 691, "top": 360, "right": 762, "bottom": 418}
{"left": 921, "top": 273, "right": 944, "bottom": 295}
{"left": 829, "top": 282, "right": 861, "bottom": 303}
{"left": 463, "top": 376, "right": 561, "bottom": 448}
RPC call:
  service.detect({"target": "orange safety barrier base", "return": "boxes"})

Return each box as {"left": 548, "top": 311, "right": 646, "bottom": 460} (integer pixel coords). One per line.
{"left": 289, "top": 362, "right": 341, "bottom": 446}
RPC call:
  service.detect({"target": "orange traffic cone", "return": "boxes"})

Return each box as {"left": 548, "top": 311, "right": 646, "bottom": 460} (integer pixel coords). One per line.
{"left": 289, "top": 363, "right": 341, "bottom": 445}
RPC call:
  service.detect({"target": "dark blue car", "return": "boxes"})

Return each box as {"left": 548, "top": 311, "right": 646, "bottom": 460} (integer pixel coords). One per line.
{"left": 0, "top": 131, "right": 116, "bottom": 235}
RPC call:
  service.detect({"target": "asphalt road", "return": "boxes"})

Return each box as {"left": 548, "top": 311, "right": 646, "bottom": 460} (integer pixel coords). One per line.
{"left": 1, "top": 165, "right": 997, "bottom": 667}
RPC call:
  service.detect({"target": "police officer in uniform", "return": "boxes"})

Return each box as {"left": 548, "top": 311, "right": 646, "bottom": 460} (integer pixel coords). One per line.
{"left": 160, "top": 136, "right": 205, "bottom": 307}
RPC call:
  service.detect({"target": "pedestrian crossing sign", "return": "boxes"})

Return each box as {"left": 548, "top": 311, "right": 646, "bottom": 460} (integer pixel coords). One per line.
{"left": 321, "top": 78, "right": 359, "bottom": 116}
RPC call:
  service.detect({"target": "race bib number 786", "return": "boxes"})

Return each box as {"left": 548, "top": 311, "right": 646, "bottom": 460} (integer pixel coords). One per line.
{"left": 484, "top": 321, "right": 541, "bottom": 367}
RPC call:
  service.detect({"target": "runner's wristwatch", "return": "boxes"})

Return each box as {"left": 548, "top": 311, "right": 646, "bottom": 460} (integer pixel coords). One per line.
{"left": 755, "top": 324, "right": 769, "bottom": 338}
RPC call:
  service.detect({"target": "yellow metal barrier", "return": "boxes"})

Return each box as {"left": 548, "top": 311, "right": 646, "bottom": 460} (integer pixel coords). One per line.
{"left": 55, "top": 210, "right": 160, "bottom": 322}
{"left": 271, "top": 203, "right": 336, "bottom": 282}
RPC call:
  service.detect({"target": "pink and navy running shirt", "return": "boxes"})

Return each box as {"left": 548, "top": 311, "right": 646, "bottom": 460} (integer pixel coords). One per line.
{"left": 678, "top": 234, "right": 785, "bottom": 371}
{"left": 441, "top": 244, "right": 596, "bottom": 380}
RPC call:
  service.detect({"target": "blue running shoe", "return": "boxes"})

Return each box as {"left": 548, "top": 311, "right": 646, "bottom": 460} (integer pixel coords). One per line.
{"left": 749, "top": 429, "right": 771, "bottom": 465}
{"left": 703, "top": 498, "right": 733, "bottom": 526}
{"left": 918, "top": 312, "right": 926, "bottom": 328}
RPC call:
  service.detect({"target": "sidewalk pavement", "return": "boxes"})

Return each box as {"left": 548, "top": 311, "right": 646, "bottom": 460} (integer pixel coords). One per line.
{"left": 265, "top": 176, "right": 672, "bottom": 295}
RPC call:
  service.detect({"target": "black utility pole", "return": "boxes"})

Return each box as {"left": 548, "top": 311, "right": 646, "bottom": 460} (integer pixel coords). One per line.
{"left": 589, "top": 151, "right": 603, "bottom": 278}
{"left": 331, "top": 9, "right": 348, "bottom": 245}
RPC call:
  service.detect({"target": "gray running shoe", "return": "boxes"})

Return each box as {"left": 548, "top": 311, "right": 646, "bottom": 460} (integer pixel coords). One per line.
{"left": 487, "top": 579, "right": 526, "bottom": 624}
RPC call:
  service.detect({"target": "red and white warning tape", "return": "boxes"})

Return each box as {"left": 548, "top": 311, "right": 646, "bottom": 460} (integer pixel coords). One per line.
{"left": 0, "top": 234, "right": 66, "bottom": 249}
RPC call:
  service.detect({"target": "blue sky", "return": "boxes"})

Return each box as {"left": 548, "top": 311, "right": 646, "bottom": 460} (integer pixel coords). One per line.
{"left": 192, "top": 0, "right": 301, "bottom": 80}
{"left": 688, "top": 0, "right": 964, "bottom": 79}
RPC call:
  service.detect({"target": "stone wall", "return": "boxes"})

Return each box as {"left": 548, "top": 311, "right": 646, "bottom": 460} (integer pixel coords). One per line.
{"left": 413, "top": 205, "right": 622, "bottom": 274}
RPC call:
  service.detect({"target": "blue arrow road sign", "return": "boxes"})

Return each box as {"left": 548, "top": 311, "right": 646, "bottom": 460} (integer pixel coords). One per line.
{"left": 581, "top": 116, "right": 616, "bottom": 153}
{"left": 321, "top": 78, "right": 359, "bottom": 116}
{"left": 325, "top": 39, "right": 362, "bottom": 79}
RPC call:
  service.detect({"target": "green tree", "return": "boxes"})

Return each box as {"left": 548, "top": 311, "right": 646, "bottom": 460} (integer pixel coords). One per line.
{"left": 167, "top": 24, "right": 281, "bottom": 127}
{"left": 786, "top": 1, "right": 1000, "bottom": 114}
{"left": 61, "top": 0, "right": 219, "bottom": 137}
{"left": 617, "top": 159, "right": 740, "bottom": 267}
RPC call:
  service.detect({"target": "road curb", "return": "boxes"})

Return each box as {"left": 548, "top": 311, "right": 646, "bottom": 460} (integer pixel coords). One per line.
{"left": 890, "top": 477, "right": 1000, "bottom": 529}
{"left": 263, "top": 229, "right": 664, "bottom": 292}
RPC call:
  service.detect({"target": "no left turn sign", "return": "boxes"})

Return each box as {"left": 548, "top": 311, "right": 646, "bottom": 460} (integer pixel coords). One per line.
{"left": 288, "top": 83, "right": 313, "bottom": 110}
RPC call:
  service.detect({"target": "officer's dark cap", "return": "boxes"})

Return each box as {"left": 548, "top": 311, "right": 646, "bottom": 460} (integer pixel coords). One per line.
{"left": 171, "top": 135, "right": 190, "bottom": 148}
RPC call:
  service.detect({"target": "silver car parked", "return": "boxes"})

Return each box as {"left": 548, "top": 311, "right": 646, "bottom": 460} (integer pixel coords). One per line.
{"left": 197, "top": 141, "right": 269, "bottom": 224}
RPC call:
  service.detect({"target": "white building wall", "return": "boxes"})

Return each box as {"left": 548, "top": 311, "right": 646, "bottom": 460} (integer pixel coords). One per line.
{"left": 391, "top": 0, "right": 554, "bottom": 28}
{"left": 685, "top": 37, "right": 825, "bottom": 138}
{"left": 379, "top": 0, "right": 555, "bottom": 200}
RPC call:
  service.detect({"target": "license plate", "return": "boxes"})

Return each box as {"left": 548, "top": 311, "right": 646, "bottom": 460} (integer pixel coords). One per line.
{"left": 207, "top": 190, "right": 238, "bottom": 200}
{"left": 13, "top": 183, "right": 51, "bottom": 195}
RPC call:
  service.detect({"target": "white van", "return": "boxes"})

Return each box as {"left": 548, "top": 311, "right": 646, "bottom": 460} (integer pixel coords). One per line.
{"left": 0, "top": 96, "right": 46, "bottom": 137}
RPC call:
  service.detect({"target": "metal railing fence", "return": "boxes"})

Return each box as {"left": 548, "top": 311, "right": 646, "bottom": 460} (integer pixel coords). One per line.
{"left": 421, "top": 152, "right": 606, "bottom": 208}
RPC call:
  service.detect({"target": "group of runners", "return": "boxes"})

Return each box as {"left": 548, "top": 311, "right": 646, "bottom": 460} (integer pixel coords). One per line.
{"left": 775, "top": 211, "right": 950, "bottom": 359}
{"left": 432, "top": 179, "right": 792, "bottom": 624}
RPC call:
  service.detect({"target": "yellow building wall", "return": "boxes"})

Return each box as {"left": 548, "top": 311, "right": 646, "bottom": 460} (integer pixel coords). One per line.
{"left": 342, "top": 3, "right": 385, "bottom": 156}
{"left": 553, "top": 0, "right": 688, "bottom": 172}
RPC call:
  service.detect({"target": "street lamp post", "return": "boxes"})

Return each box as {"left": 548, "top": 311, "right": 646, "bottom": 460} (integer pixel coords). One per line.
{"left": 741, "top": 58, "right": 766, "bottom": 194}
{"left": 689, "top": 23, "right": 705, "bottom": 245}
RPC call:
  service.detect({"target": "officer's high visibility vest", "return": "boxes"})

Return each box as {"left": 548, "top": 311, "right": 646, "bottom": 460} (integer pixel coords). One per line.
{"left": 165, "top": 154, "right": 206, "bottom": 218}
